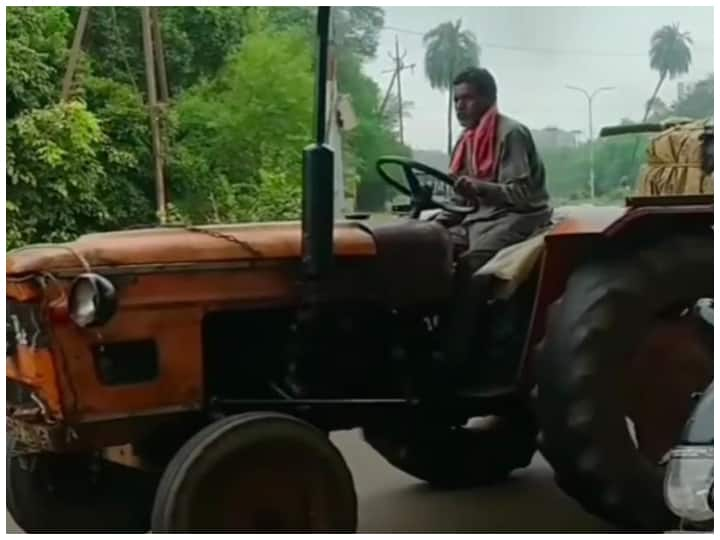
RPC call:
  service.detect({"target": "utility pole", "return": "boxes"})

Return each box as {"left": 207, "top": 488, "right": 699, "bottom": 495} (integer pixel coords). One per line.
{"left": 141, "top": 7, "right": 167, "bottom": 224}
{"left": 566, "top": 84, "right": 615, "bottom": 200}
{"left": 150, "top": 7, "right": 170, "bottom": 103}
{"left": 61, "top": 7, "right": 90, "bottom": 101}
{"left": 395, "top": 36, "right": 405, "bottom": 145}
{"left": 150, "top": 7, "right": 171, "bottom": 210}
{"left": 383, "top": 35, "right": 415, "bottom": 144}
{"left": 60, "top": 7, "right": 170, "bottom": 223}
{"left": 379, "top": 70, "right": 397, "bottom": 116}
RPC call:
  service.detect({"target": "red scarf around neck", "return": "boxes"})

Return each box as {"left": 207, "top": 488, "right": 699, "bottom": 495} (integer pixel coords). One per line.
{"left": 450, "top": 105, "right": 499, "bottom": 180}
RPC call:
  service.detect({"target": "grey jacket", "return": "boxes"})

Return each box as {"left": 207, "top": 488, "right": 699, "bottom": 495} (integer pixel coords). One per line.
{"left": 440, "top": 114, "right": 551, "bottom": 225}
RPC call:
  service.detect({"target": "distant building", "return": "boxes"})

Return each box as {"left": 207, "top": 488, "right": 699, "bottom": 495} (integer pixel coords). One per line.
{"left": 531, "top": 127, "right": 578, "bottom": 151}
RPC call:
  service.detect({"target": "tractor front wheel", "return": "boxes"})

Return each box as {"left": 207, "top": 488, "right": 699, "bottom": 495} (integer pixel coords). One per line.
{"left": 151, "top": 412, "right": 357, "bottom": 532}
{"left": 6, "top": 440, "right": 157, "bottom": 533}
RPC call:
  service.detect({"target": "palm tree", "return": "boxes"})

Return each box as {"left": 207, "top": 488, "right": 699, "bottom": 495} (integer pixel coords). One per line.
{"left": 645, "top": 96, "right": 671, "bottom": 122}
{"left": 645, "top": 23, "right": 693, "bottom": 121}
{"left": 423, "top": 20, "right": 479, "bottom": 154}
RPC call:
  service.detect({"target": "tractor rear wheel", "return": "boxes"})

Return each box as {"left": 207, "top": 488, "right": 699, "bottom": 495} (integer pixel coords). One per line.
{"left": 535, "top": 234, "right": 713, "bottom": 530}
{"left": 363, "top": 408, "right": 537, "bottom": 488}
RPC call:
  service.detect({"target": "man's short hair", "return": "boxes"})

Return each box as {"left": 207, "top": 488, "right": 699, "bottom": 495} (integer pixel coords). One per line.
{"left": 453, "top": 67, "right": 497, "bottom": 102}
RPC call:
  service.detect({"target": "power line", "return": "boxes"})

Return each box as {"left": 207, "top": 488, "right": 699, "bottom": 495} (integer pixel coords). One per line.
{"left": 382, "top": 24, "right": 713, "bottom": 58}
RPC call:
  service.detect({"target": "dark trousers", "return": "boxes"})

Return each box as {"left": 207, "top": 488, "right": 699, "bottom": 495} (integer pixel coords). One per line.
{"left": 444, "top": 209, "right": 551, "bottom": 374}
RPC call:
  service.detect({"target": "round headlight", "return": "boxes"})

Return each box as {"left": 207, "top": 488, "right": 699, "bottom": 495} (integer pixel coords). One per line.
{"left": 68, "top": 273, "right": 117, "bottom": 328}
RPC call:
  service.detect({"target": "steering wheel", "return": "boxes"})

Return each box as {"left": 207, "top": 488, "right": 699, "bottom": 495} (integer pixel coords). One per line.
{"left": 376, "top": 156, "right": 477, "bottom": 218}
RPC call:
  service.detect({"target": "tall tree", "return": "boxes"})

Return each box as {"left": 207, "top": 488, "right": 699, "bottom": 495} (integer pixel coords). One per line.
{"left": 672, "top": 74, "right": 713, "bottom": 119}
{"left": 645, "top": 23, "right": 693, "bottom": 121}
{"left": 423, "top": 19, "right": 479, "bottom": 154}
{"left": 172, "top": 26, "right": 315, "bottom": 221}
{"left": 72, "top": 7, "right": 253, "bottom": 96}
{"left": 7, "top": 102, "right": 110, "bottom": 246}
{"left": 332, "top": 7, "right": 384, "bottom": 59}
{"left": 6, "top": 7, "right": 409, "bottom": 245}
{"left": 6, "top": 7, "right": 71, "bottom": 119}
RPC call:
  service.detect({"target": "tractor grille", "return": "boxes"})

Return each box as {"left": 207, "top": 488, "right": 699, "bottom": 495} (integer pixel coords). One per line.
{"left": 7, "top": 298, "right": 51, "bottom": 411}
{"left": 6, "top": 299, "right": 49, "bottom": 355}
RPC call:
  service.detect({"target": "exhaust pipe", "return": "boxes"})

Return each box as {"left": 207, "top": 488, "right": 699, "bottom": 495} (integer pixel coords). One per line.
{"left": 301, "top": 7, "right": 334, "bottom": 280}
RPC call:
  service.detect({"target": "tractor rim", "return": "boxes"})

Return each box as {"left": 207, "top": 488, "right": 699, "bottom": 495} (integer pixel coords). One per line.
{"left": 173, "top": 440, "right": 343, "bottom": 531}
{"left": 623, "top": 307, "right": 713, "bottom": 464}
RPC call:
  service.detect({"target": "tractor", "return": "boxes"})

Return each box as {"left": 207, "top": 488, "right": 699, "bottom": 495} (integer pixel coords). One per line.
{"left": 6, "top": 8, "right": 713, "bottom": 533}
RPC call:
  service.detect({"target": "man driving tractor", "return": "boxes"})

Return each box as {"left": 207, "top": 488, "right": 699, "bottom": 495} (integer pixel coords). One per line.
{"left": 436, "top": 67, "right": 552, "bottom": 368}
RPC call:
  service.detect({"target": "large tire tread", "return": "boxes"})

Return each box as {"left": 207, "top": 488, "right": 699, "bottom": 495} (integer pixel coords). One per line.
{"left": 535, "top": 234, "right": 713, "bottom": 530}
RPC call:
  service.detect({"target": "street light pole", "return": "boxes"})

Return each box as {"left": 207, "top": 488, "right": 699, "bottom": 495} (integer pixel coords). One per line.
{"left": 566, "top": 85, "right": 615, "bottom": 200}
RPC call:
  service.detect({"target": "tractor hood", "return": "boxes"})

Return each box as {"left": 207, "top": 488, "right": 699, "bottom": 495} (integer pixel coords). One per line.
{"left": 6, "top": 221, "right": 376, "bottom": 276}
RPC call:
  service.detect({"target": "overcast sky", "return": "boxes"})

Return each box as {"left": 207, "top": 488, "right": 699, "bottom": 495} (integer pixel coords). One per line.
{"left": 362, "top": 6, "right": 714, "bottom": 152}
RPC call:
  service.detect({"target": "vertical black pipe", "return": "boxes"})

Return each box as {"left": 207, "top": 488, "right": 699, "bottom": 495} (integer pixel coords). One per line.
{"left": 301, "top": 7, "right": 334, "bottom": 279}
{"left": 313, "top": 7, "right": 330, "bottom": 145}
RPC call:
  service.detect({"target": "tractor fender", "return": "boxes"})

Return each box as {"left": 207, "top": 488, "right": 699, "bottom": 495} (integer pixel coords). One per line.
{"left": 519, "top": 202, "right": 713, "bottom": 385}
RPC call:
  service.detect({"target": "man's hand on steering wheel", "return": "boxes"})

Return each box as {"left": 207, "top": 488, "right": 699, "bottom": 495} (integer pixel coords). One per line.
{"left": 376, "top": 157, "right": 478, "bottom": 219}
{"left": 451, "top": 175, "right": 480, "bottom": 201}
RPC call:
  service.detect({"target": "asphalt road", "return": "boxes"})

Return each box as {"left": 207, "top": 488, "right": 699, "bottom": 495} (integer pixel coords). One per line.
{"left": 6, "top": 429, "right": 615, "bottom": 533}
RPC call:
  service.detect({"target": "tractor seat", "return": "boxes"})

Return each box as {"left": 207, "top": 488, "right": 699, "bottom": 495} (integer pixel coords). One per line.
{"left": 357, "top": 219, "right": 454, "bottom": 305}
{"left": 471, "top": 226, "right": 549, "bottom": 301}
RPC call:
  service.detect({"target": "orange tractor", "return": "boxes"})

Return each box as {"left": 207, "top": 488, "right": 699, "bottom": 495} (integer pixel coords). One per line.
{"left": 6, "top": 8, "right": 713, "bottom": 533}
